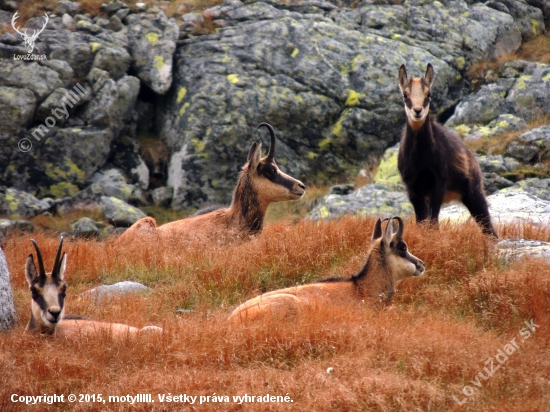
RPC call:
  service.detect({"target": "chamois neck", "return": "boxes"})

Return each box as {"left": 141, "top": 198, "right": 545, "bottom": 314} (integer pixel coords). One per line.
{"left": 406, "top": 115, "right": 433, "bottom": 140}
{"left": 352, "top": 248, "right": 395, "bottom": 303}
{"left": 228, "top": 171, "right": 267, "bottom": 234}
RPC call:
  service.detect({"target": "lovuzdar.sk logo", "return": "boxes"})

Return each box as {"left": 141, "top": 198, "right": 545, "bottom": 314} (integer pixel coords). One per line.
{"left": 12, "top": 10, "right": 48, "bottom": 60}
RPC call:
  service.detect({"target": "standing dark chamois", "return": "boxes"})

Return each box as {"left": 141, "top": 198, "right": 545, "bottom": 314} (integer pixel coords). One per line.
{"left": 397, "top": 63, "right": 497, "bottom": 237}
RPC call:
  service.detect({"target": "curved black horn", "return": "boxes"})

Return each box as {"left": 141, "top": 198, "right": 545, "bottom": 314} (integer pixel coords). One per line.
{"left": 256, "top": 122, "right": 276, "bottom": 161}
{"left": 30, "top": 239, "right": 46, "bottom": 277}
{"left": 392, "top": 216, "right": 404, "bottom": 239}
{"left": 52, "top": 236, "right": 64, "bottom": 278}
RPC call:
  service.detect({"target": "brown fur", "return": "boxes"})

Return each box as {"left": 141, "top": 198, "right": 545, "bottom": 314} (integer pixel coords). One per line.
{"left": 117, "top": 123, "right": 305, "bottom": 244}
{"left": 228, "top": 217, "right": 425, "bottom": 322}
{"left": 397, "top": 64, "right": 498, "bottom": 237}
{"left": 25, "top": 238, "right": 162, "bottom": 338}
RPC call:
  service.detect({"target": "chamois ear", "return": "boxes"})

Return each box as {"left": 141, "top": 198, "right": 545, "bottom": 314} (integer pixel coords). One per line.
{"left": 371, "top": 218, "right": 383, "bottom": 241}
{"left": 25, "top": 255, "right": 38, "bottom": 286}
{"left": 57, "top": 253, "right": 67, "bottom": 281}
{"left": 247, "top": 142, "right": 262, "bottom": 169}
{"left": 424, "top": 63, "right": 434, "bottom": 88}
{"left": 398, "top": 64, "right": 408, "bottom": 93}
{"left": 382, "top": 217, "right": 394, "bottom": 247}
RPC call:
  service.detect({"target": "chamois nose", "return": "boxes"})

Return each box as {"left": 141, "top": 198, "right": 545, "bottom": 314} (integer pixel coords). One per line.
{"left": 413, "top": 108, "right": 422, "bottom": 115}
{"left": 298, "top": 182, "right": 305, "bottom": 190}
{"left": 416, "top": 259, "right": 425, "bottom": 275}
{"left": 48, "top": 308, "right": 61, "bottom": 319}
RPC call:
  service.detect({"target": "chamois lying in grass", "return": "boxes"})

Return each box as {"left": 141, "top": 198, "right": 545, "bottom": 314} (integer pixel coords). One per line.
{"left": 116, "top": 123, "right": 305, "bottom": 243}
{"left": 228, "top": 217, "right": 425, "bottom": 322}
{"left": 397, "top": 63, "right": 497, "bottom": 237}
{"left": 25, "top": 237, "right": 161, "bottom": 337}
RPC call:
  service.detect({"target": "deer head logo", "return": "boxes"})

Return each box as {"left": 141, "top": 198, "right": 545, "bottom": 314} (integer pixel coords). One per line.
{"left": 12, "top": 11, "right": 49, "bottom": 54}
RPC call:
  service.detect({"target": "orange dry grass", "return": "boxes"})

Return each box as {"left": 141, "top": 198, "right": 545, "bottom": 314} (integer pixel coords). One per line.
{"left": 1, "top": 217, "right": 550, "bottom": 411}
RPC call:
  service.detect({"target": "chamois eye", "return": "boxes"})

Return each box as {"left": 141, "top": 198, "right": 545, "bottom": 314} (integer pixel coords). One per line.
{"left": 402, "top": 93, "right": 407, "bottom": 99}
{"left": 426, "top": 92, "right": 431, "bottom": 99}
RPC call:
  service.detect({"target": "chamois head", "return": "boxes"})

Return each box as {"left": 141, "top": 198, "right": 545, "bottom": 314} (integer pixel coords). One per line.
{"left": 370, "top": 216, "right": 425, "bottom": 282}
{"left": 398, "top": 63, "right": 434, "bottom": 130}
{"left": 246, "top": 123, "right": 306, "bottom": 203}
{"left": 25, "top": 237, "right": 67, "bottom": 334}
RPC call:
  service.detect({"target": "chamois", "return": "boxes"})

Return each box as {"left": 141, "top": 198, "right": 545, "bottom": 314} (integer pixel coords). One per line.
{"left": 397, "top": 63, "right": 497, "bottom": 237}
{"left": 116, "top": 123, "right": 305, "bottom": 243}
{"left": 25, "top": 237, "right": 162, "bottom": 337}
{"left": 228, "top": 217, "right": 425, "bottom": 322}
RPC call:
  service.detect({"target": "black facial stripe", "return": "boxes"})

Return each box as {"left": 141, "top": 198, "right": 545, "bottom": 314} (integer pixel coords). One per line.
{"left": 58, "top": 292, "right": 65, "bottom": 309}
{"left": 404, "top": 99, "right": 413, "bottom": 109}
{"left": 423, "top": 98, "right": 430, "bottom": 108}
{"left": 257, "top": 162, "right": 296, "bottom": 191}
{"left": 31, "top": 289, "right": 48, "bottom": 312}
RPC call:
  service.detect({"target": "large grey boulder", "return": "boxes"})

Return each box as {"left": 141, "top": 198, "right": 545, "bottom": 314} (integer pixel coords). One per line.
{"left": 0, "top": 247, "right": 16, "bottom": 332}
{"left": 446, "top": 61, "right": 550, "bottom": 130}
{"left": 501, "top": 178, "right": 550, "bottom": 201}
{"left": 0, "top": 188, "right": 50, "bottom": 219}
{"left": 6, "top": 127, "right": 115, "bottom": 198}
{"left": 81, "top": 75, "right": 140, "bottom": 130}
{"left": 82, "top": 281, "right": 151, "bottom": 303}
{"left": 71, "top": 217, "right": 100, "bottom": 238}
{"left": 505, "top": 126, "right": 550, "bottom": 163}
{"left": 0, "top": 61, "right": 68, "bottom": 100}
{"left": 0, "top": 86, "right": 36, "bottom": 134}
{"left": 308, "top": 183, "right": 412, "bottom": 220}
{"left": 100, "top": 196, "right": 146, "bottom": 226}
{"left": 439, "top": 191, "right": 550, "bottom": 227}
{"left": 0, "top": 219, "right": 34, "bottom": 242}
{"left": 161, "top": 0, "right": 522, "bottom": 209}
{"left": 488, "top": 0, "right": 546, "bottom": 40}
{"left": 497, "top": 238, "right": 550, "bottom": 263}
{"left": 125, "top": 10, "right": 179, "bottom": 94}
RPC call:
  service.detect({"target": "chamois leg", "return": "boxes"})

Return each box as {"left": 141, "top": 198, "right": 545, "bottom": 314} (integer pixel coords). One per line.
{"left": 409, "top": 194, "right": 429, "bottom": 224}
{"left": 461, "top": 189, "right": 498, "bottom": 238}
{"left": 428, "top": 185, "right": 446, "bottom": 224}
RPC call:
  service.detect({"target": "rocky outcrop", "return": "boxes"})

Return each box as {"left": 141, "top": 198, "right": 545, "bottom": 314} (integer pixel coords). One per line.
{"left": 446, "top": 61, "right": 550, "bottom": 134}
{"left": 308, "top": 143, "right": 549, "bottom": 220}
{"left": 82, "top": 280, "right": 151, "bottom": 303}
{"left": 161, "top": 0, "right": 527, "bottom": 208}
{"left": 497, "top": 238, "right": 550, "bottom": 263}
{"left": 505, "top": 126, "right": 550, "bottom": 163}
{"left": 439, "top": 191, "right": 550, "bottom": 227}
{"left": 0, "top": 0, "right": 547, "bottom": 220}
{"left": 126, "top": 9, "right": 179, "bottom": 94}
{"left": 0, "top": 246, "right": 16, "bottom": 332}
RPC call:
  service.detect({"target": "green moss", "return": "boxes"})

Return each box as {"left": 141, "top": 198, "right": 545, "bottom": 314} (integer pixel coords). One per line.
{"left": 49, "top": 182, "right": 80, "bottom": 198}
{"left": 146, "top": 32, "right": 159, "bottom": 46}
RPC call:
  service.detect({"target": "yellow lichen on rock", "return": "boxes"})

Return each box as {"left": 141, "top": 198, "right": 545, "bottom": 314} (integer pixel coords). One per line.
{"left": 177, "top": 87, "right": 187, "bottom": 103}
{"left": 146, "top": 32, "right": 159, "bottom": 45}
